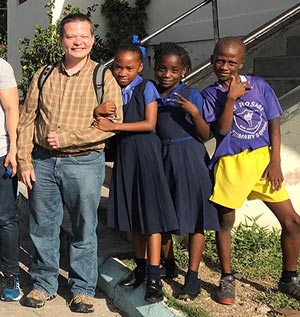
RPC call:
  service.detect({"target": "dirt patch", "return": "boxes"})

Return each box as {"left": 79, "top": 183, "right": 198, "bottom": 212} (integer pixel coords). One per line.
{"left": 162, "top": 263, "right": 276, "bottom": 317}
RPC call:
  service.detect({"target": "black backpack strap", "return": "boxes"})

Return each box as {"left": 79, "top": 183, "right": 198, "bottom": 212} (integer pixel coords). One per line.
{"left": 37, "top": 62, "right": 57, "bottom": 91}
{"left": 93, "top": 64, "right": 107, "bottom": 104}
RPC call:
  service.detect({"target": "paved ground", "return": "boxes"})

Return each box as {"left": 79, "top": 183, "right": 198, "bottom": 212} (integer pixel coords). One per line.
{"left": 0, "top": 187, "right": 132, "bottom": 317}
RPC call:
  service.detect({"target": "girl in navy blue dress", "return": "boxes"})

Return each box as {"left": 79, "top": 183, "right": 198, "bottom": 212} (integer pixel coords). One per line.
{"left": 94, "top": 44, "right": 178, "bottom": 303}
{"left": 153, "top": 42, "right": 219, "bottom": 299}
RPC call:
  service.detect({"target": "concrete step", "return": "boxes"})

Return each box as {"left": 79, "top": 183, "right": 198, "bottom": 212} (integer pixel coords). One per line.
{"left": 287, "top": 36, "right": 300, "bottom": 56}
{"left": 262, "top": 78, "right": 300, "bottom": 98}
{"left": 254, "top": 56, "right": 300, "bottom": 77}
{"left": 279, "top": 84, "right": 300, "bottom": 114}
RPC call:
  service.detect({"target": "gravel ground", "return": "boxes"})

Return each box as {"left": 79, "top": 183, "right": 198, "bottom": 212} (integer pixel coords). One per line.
{"left": 163, "top": 262, "right": 277, "bottom": 317}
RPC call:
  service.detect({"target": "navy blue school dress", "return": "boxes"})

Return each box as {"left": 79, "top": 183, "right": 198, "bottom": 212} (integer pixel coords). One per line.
{"left": 156, "top": 82, "right": 219, "bottom": 234}
{"left": 107, "top": 76, "right": 179, "bottom": 234}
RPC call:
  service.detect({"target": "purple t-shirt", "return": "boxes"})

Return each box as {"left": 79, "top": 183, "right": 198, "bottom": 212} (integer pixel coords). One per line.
{"left": 202, "top": 75, "right": 283, "bottom": 168}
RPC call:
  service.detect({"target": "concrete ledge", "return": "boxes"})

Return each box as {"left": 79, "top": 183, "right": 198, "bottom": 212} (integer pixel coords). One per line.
{"left": 98, "top": 256, "right": 184, "bottom": 317}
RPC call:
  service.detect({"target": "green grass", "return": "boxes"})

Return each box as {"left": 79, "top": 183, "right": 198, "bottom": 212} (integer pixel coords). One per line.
{"left": 164, "top": 292, "right": 210, "bottom": 317}
{"left": 204, "top": 215, "right": 282, "bottom": 279}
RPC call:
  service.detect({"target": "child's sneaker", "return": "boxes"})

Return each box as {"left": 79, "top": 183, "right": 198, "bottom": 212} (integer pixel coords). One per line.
{"left": 216, "top": 275, "right": 235, "bottom": 305}
{"left": 1, "top": 274, "right": 21, "bottom": 301}
{"left": 278, "top": 276, "right": 300, "bottom": 299}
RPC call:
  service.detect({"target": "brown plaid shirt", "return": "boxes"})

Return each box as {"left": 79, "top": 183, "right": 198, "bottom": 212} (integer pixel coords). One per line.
{"left": 17, "top": 57, "right": 123, "bottom": 173}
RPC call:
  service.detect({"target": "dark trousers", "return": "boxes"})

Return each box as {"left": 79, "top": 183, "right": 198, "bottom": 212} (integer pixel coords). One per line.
{"left": 0, "top": 154, "right": 19, "bottom": 274}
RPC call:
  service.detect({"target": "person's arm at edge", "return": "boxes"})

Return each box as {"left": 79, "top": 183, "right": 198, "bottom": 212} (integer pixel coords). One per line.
{"left": 0, "top": 86, "right": 19, "bottom": 176}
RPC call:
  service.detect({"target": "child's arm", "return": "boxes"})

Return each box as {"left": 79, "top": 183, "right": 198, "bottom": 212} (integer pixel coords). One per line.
{"left": 93, "top": 101, "right": 157, "bottom": 132}
{"left": 168, "top": 92, "right": 210, "bottom": 141}
{"left": 94, "top": 101, "right": 117, "bottom": 117}
{"left": 214, "top": 75, "right": 251, "bottom": 135}
{"left": 261, "top": 117, "right": 284, "bottom": 191}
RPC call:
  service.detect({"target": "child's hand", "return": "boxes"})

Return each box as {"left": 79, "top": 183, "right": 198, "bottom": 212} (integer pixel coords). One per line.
{"left": 167, "top": 93, "right": 200, "bottom": 117}
{"left": 94, "top": 101, "right": 117, "bottom": 117}
{"left": 261, "top": 161, "right": 284, "bottom": 191}
{"left": 227, "top": 75, "right": 252, "bottom": 101}
{"left": 93, "top": 117, "right": 115, "bottom": 132}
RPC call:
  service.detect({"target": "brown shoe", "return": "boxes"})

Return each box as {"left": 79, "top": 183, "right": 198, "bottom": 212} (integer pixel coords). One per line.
{"left": 24, "top": 289, "right": 56, "bottom": 308}
{"left": 69, "top": 294, "right": 94, "bottom": 313}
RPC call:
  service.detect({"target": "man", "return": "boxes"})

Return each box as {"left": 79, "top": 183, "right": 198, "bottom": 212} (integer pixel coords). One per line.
{"left": 17, "top": 13, "right": 122, "bottom": 313}
{"left": 0, "top": 58, "right": 20, "bottom": 301}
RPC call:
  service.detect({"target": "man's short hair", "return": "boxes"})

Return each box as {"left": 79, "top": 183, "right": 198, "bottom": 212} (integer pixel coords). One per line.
{"left": 59, "top": 13, "right": 94, "bottom": 37}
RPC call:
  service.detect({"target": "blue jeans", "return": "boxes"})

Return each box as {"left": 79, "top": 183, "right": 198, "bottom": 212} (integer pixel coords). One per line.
{"left": 0, "top": 155, "right": 19, "bottom": 275}
{"left": 28, "top": 147, "right": 105, "bottom": 297}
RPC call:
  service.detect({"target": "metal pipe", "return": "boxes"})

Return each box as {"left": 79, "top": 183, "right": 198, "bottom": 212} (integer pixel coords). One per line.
{"left": 244, "top": 3, "right": 300, "bottom": 45}
{"left": 104, "top": 0, "right": 212, "bottom": 66}
{"left": 184, "top": 3, "right": 300, "bottom": 83}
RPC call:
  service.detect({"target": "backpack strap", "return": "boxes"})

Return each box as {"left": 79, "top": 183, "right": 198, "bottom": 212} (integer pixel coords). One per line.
{"left": 37, "top": 62, "right": 57, "bottom": 91}
{"left": 93, "top": 64, "right": 107, "bottom": 104}
{"left": 37, "top": 62, "right": 107, "bottom": 104}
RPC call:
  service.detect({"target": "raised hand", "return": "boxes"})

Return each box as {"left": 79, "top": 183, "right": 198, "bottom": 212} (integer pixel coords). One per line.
{"left": 227, "top": 75, "right": 252, "bottom": 101}
{"left": 167, "top": 92, "right": 199, "bottom": 117}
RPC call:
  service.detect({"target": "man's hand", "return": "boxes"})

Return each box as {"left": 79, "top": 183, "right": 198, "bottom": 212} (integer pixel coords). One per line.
{"left": 47, "top": 131, "right": 60, "bottom": 149}
{"left": 21, "top": 170, "right": 36, "bottom": 190}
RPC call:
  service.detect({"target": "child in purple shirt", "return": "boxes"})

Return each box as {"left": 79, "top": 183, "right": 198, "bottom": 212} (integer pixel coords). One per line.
{"left": 202, "top": 36, "right": 300, "bottom": 305}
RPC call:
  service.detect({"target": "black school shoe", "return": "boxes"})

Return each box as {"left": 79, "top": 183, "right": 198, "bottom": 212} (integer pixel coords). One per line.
{"left": 119, "top": 267, "right": 145, "bottom": 289}
{"left": 177, "top": 279, "right": 201, "bottom": 301}
{"left": 144, "top": 279, "right": 163, "bottom": 303}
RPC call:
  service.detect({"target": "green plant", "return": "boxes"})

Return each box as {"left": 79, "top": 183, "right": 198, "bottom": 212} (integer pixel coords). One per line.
{"left": 204, "top": 215, "right": 283, "bottom": 279}
{"left": 172, "top": 235, "right": 189, "bottom": 269}
{"left": 101, "top": 0, "right": 151, "bottom": 58}
{"left": 164, "top": 292, "right": 209, "bottom": 317}
{"left": 256, "top": 288, "right": 300, "bottom": 311}
{"left": 0, "top": 35, "right": 6, "bottom": 59}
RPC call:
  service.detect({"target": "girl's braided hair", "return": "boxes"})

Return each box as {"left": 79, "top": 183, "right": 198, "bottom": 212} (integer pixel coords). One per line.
{"left": 114, "top": 43, "right": 144, "bottom": 62}
{"left": 153, "top": 42, "right": 192, "bottom": 73}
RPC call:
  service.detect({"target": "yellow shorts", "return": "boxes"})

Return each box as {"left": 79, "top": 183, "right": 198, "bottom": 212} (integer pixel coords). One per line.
{"left": 210, "top": 146, "right": 290, "bottom": 209}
